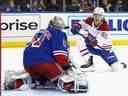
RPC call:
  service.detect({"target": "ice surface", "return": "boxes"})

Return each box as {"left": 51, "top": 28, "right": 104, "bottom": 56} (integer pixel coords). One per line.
{"left": 1, "top": 46, "right": 128, "bottom": 96}
{"left": 2, "top": 89, "right": 88, "bottom": 96}
{"left": 2, "top": 72, "right": 128, "bottom": 96}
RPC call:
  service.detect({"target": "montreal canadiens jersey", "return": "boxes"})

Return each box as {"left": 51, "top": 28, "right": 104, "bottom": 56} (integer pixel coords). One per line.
{"left": 23, "top": 26, "right": 68, "bottom": 65}
{"left": 84, "top": 16, "right": 112, "bottom": 49}
{"left": 85, "top": 16, "right": 109, "bottom": 31}
{"left": 68, "top": 35, "right": 91, "bottom": 68}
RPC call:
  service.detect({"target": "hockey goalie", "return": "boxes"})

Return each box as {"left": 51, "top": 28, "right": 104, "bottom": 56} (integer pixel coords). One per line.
{"left": 3, "top": 16, "right": 88, "bottom": 93}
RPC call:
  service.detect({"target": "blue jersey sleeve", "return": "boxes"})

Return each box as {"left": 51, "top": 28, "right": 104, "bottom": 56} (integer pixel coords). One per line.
{"left": 52, "top": 31, "right": 69, "bottom": 56}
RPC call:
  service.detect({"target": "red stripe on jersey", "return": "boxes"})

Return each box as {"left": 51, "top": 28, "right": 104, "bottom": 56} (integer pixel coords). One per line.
{"left": 55, "top": 54, "right": 69, "bottom": 66}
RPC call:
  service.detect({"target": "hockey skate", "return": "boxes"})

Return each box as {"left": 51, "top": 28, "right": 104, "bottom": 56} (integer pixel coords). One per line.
{"left": 110, "top": 62, "right": 127, "bottom": 72}
{"left": 121, "top": 62, "right": 127, "bottom": 68}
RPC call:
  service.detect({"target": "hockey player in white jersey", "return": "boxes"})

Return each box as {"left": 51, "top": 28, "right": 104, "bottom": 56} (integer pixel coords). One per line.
{"left": 72, "top": 7, "right": 127, "bottom": 72}
{"left": 68, "top": 22, "right": 94, "bottom": 72}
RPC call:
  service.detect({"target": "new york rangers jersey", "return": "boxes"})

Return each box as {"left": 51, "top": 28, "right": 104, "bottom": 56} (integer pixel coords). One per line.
{"left": 23, "top": 26, "right": 69, "bottom": 66}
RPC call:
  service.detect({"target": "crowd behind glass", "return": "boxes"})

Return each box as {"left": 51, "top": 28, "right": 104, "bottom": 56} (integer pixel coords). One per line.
{"left": 0, "top": 0, "right": 128, "bottom": 13}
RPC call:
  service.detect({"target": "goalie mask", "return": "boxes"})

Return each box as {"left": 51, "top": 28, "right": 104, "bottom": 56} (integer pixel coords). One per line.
{"left": 49, "top": 16, "right": 66, "bottom": 30}
{"left": 93, "top": 7, "right": 105, "bottom": 26}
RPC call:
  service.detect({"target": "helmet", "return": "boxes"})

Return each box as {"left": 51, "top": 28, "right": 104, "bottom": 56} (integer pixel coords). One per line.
{"left": 49, "top": 16, "right": 66, "bottom": 30}
{"left": 93, "top": 7, "right": 105, "bottom": 25}
{"left": 93, "top": 7, "right": 105, "bottom": 16}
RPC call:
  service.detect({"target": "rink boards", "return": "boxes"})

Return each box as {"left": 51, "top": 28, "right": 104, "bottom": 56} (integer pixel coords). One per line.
{"left": 1, "top": 13, "right": 128, "bottom": 48}
{"left": 1, "top": 38, "right": 128, "bottom": 48}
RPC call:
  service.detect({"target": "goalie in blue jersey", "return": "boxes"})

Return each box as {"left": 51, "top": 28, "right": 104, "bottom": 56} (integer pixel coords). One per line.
{"left": 23, "top": 16, "right": 70, "bottom": 86}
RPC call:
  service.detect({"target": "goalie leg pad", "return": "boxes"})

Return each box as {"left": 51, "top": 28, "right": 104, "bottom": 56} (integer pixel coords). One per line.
{"left": 57, "top": 73, "right": 88, "bottom": 93}
{"left": 3, "top": 70, "right": 30, "bottom": 90}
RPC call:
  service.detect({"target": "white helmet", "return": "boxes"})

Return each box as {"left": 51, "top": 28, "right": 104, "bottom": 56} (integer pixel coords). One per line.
{"left": 50, "top": 16, "right": 66, "bottom": 30}
{"left": 93, "top": 7, "right": 105, "bottom": 25}
{"left": 93, "top": 7, "right": 105, "bottom": 16}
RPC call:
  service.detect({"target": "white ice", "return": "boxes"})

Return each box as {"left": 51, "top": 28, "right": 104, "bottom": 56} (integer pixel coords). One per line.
{"left": 1, "top": 46, "right": 128, "bottom": 96}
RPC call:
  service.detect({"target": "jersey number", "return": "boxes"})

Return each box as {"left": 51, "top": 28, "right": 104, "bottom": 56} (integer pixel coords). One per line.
{"left": 31, "top": 38, "right": 42, "bottom": 47}
{"left": 31, "top": 31, "right": 51, "bottom": 48}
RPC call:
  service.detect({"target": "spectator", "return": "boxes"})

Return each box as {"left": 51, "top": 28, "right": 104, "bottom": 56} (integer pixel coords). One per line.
{"left": 31, "top": 0, "right": 46, "bottom": 12}
{"left": 66, "top": 0, "right": 80, "bottom": 12}
{"left": 123, "top": 0, "right": 128, "bottom": 12}
{"left": 100, "top": 0, "right": 114, "bottom": 12}
{"left": 31, "top": 0, "right": 40, "bottom": 12}
{"left": 39, "top": 0, "right": 46, "bottom": 11}
{"left": 46, "top": 0, "right": 61, "bottom": 12}
{"left": 80, "top": 0, "right": 94, "bottom": 12}
{"left": 0, "top": 0, "right": 128, "bottom": 12}
{"left": 0, "top": 4, "right": 7, "bottom": 12}
{"left": 5, "top": 0, "right": 17, "bottom": 12}
{"left": 15, "top": 0, "right": 30, "bottom": 12}
{"left": 114, "top": 0, "right": 124, "bottom": 12}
